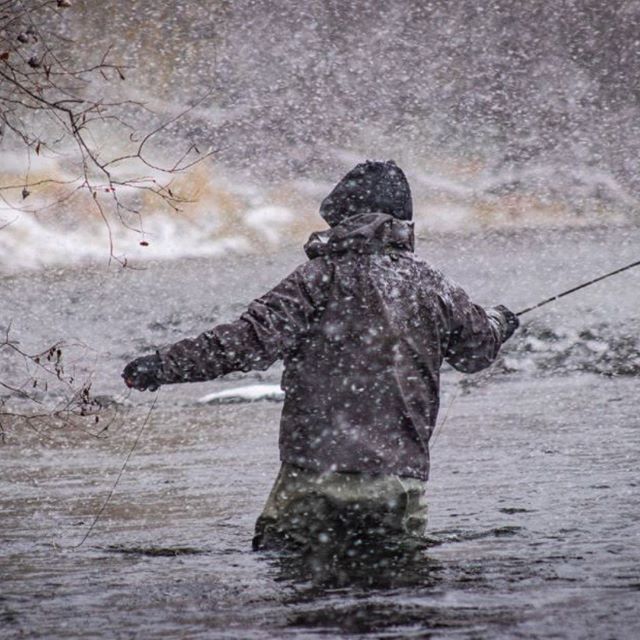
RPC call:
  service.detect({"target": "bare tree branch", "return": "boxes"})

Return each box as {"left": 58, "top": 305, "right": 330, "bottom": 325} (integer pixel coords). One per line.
{"left": 1, "top": 0, "right": 218, "bottom": 435}
{"left": 0, "top": 325, "right": 125, "bottom": 442}
{"left": 1, "top": 0, "right": 216, "bottom": 261}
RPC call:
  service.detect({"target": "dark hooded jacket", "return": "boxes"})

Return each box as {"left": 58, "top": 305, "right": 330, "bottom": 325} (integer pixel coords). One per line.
{"left": 156, "top": 163, "right": 509, "bottom": 480}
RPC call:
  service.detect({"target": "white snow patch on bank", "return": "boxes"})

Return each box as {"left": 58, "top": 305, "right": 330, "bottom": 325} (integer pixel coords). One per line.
{"left": 0, "top": 154, "right": 299, "bottom": 273}
{"left": 198, "top": 384, "right": 284, "bottom": 404}
{"left": 244, "top": 206, "right": 293, "bottom": 245}
{"left": 0, "top": 206, "right": 283, "bottom": 274}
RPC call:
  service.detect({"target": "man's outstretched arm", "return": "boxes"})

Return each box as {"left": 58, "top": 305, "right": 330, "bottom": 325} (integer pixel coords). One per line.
{"left": 443, "top": 284, "right": 518, "bottom": 374}
{"left": 123, "top": 260, "right": 332, "bottom": 391}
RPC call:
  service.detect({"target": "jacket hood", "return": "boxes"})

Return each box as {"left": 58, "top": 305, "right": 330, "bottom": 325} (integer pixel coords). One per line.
{"left": 320, "top": 160, "right": 413, "bottom": 227}
{"left": 304, "top": 212, "right": 414, "bottom": 259}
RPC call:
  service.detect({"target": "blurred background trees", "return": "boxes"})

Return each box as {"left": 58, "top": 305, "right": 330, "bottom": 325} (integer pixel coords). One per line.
{"left": 3, "top": 0, "right": 640, "bottom": 222}
{"left": 2, "top": 0, "right": 640, "bottom": 260}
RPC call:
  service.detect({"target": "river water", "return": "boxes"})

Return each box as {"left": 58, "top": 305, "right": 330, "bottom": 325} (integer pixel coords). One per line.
{"left": 2, "top": 223, "right": 640, "bottom": 638}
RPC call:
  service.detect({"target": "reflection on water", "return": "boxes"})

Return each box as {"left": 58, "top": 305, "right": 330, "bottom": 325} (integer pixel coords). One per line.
{"left": 261, "top": 539, "right": 533, "bottom": 637}
{"left": 266, "top": 537, "right": 439, "bottom": 591}
{"left": 261, "top": 539, "right": 442, "bottom": 637}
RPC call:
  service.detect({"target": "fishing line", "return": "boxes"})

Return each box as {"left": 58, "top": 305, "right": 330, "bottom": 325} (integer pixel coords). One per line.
{"left": 70, "top": 389, "right": 160, "bottom": 548}
{"left": 431, "top": 257, "right": 640, "bottom": 448}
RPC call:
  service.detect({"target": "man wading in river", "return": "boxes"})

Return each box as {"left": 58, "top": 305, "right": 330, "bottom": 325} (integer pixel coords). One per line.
{"left": 123, "top": 161, "right": 519, "bottom": 552}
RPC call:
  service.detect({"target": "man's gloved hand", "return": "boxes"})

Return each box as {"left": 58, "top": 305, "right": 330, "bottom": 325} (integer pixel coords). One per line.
{"left": 493, "top": 304, "right": 519, "bottom": 342}
{"left": 122, "top": 352, "right": 164, "bottom": 391}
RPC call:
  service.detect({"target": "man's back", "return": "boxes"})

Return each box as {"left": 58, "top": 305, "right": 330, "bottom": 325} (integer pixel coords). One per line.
{"left": 276, "top": 212, "right": 504, "bottom": 480}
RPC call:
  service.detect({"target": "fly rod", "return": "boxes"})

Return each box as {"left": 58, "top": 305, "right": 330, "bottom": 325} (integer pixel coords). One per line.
{"left": 516, "top": 258, "right": 640, "bottom": 317}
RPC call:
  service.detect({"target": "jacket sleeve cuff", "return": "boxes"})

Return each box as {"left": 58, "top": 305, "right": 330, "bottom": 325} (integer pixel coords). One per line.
{"left": 487, "top": 305, "right": 519, "bottom": 343}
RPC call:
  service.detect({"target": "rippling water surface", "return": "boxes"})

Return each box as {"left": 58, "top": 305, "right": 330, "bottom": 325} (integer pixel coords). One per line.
{"left": 2, "top": 225, "right": 639, "bottom": 638}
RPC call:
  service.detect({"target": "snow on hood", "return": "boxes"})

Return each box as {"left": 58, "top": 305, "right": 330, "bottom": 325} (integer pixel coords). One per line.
{"left": 319, "top": 160, "right": 413, "bottom": 227}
